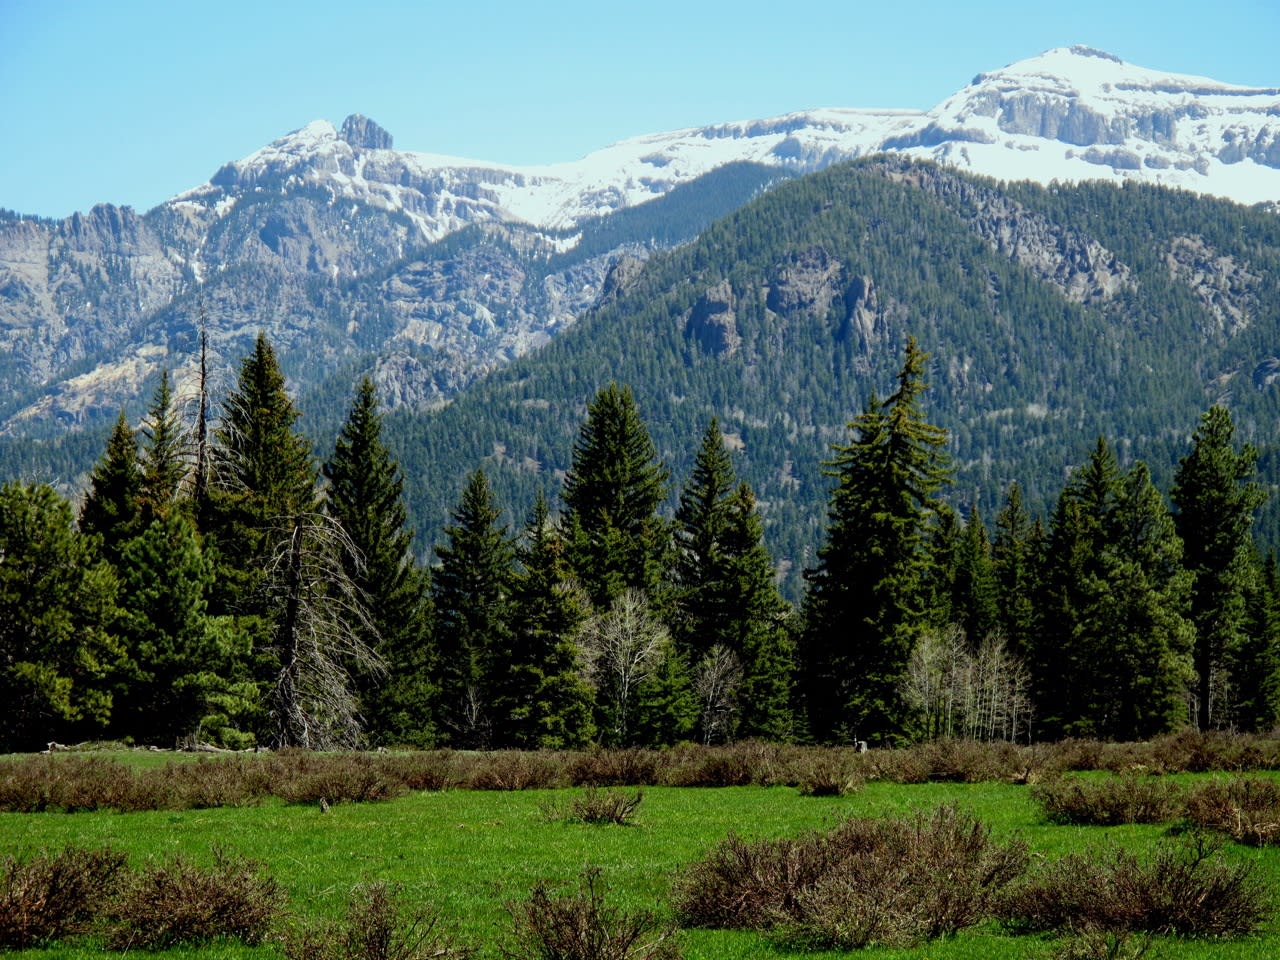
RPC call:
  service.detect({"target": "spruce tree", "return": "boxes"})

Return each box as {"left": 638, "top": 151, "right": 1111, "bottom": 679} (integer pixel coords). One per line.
{"left": 112, "top": 511, "right": 219, "bottom": 745}
{"left": 1092, "top": 462, "right": 1195, "bottom": 739}
{"left": 1031, "top": 438, "right": 1119, "bottom": 738}
{"left": 431, "top": 468, "right": 513, "bottom": 747}
{"left": 1171, "top": 405, "right": 1267, "bottom": 730}
{"left": 1, "top": 483, "right": 125, "bottom": 751}
{"left": 950, "top": 503, "right": 999, "bottom": 645}
{"left": 1236, "top": 552, "right": 1280, "bottom": 732}
{"left": 672, "top": 420, "right": 793, "bottom": 739}
{"left": 801, "top": 337, "right": 951, "bottom": 744}
{"left": 498, "top": 493, "right": 596, "bottom": 748}
{"left": 562, "top": 382, "right": 670, "bottom": 610}
{"left": 324, "top": 378, "right": 433, "bottom": 746}
{"left": 204, "top": 332, "right": 318, "bottom": 611}
{"left": 79, "top": 410, "right": 141, "bottom": 563}
{"left": 992, "top": 482, "right": 1038, "bottom": 658}
{"left": 138, "top": 370, "right": 189, "bottom": 521}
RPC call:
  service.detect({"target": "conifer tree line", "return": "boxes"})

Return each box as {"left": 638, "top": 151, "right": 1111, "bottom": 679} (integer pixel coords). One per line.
{"left": 1, "top": 332, "right": 1276, "bottom": 751}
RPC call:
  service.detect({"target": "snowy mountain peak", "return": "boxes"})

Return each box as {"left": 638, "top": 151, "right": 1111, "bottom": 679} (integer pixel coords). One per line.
{"left": 186, "top": 47, "right": 1279, "bottom": 242}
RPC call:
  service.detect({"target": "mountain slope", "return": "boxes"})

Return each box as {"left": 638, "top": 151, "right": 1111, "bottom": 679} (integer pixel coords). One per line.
{"left": 1, "top": 46, "right": 1277, "bottom": 445}
{"left": 380, "top": 158, "right": 1280, "bottom": 598}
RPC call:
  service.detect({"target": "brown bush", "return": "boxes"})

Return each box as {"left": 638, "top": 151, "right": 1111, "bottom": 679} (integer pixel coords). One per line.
{"left": 1183, "top": 776, "right": 1280, "bottom": 845}
{"left": 465, "top": 751, "right": 563, "bottom": 791}
{"left": 271, "top": 753, "right": 406, "bottom": 805}
{"left": 106, "top": 847, "right": 284, "bottom": 949}
{"left": 503, "top": 867, "right": 681, "bottom": 960}
{"left": 998, "top": 832, "right": 1270, "bottom": 939}
{"left": 1149, "top": 730, "right": 1278, "bottom": 774}
{"left": 0, "top": 844, "right": 127, "bottom": 948}
{"left": 795, "top": 755, "right": 861, "bottom": 797}
{"left": 570, "top": 787, "right": 644, "bottom": 825}
{"left": 664, "top": 742, "right": 786, "bottom": 787}
{"left": 375, "top": 750, "right": 458, "bottom": 791}
{"left": 281, "top": 880, "right": 473, "bottom": 960}
{"left": 1032, "top": 775, "right": 1182, "bottom": 826}
{"left": 910, "top": 738, "right": 1026, "bottom": 783}
{"left": 674, "top": 805, "right": 1026, "bottom": 948}
{"left": 859, "top": 747, "right": 932, "bottom": 784}
{"left": 565, "top": 748, "right": 665, "bottom": 787}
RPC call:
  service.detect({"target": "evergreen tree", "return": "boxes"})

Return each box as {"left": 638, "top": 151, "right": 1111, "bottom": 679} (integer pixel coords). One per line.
{"left": 1171, "top": 406, "right": 1267, "bottom": 729}
{"left": 431, "top": 468, "right": 513, "bottom": 747}
{"left": 950, "top": 503, "right": 998, "bottom": 645}
{"left": 498, "top": 493, "right": 596, "bottom": 748}
{"left": 1031, "top": 439, "right": 1120, "bottom": 738}
{"left": 79, "top": 410, "right": 141, "bottom": 563}
{"left": 992, "top": 482, "right": 1038, "bottom": 658}
{"left": 111, "top": 512, "right": 221, "bottom": 745}
{"left": 1091, "top": 462, "right": 1195, "bottom": 738}
{"left": 1236, "top": 552, "right": 1280, "bottom": 732}
{"left": 324, "top": 378, "right": 433, "bottom": 746}
{"left": 138, "top": 370, "right": 189, "bottom": 521}
{"left": 672, "top": 419, "right": 794, "bottom": 739}
{"left": 562, "top": 382, "right": 670, "bottom": 609}
{"left": 204, "top": 332, "right": 318, "bottom": 611}
{"left": 801, "top": 337, "right": 952, "bottom": 744}
{"left": 0, "top": 483, "right": 124, "bottom": 751}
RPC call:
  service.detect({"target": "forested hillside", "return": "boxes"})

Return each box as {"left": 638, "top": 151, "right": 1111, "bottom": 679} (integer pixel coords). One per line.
{"left": 383, "top": 157, "right": 1280, "bottom": 592}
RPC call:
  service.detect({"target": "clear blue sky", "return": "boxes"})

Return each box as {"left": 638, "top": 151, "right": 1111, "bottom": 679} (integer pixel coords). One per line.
{"left": 2, "top": 0, "right": 1277, "bottom": 219}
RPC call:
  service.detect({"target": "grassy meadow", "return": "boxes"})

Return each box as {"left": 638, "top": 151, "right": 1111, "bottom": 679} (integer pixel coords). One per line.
{"left": 2, "top": 744, "right": 1280, "bottom": 959}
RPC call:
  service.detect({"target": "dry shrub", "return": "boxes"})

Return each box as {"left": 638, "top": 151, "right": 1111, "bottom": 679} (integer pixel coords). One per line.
{"left": 1032, "top": 775, "right": 1182, "bottom": 826}
{"left": 664, "top": 742, "right": 784, "bottom": 787}
{"left": 466, "top": 751, "right": 562, "bottom": 791}
{"left": 911, "top": 738, "right": 1024, "bottom": 783}
{"left": 1048, "top": 739, "right": 1109, "bottom": 773}
{"left": 674, "top": 804, "right": 1026, "bottom": 948}
{"left": 375, "top": 750, "right": 458, "bottom": 791}
{"left": 1149, "top": 730, "right": 1275, "bottom": 774}
{"left": 860, "top": 747, "right": 931, "bottom": 784}
{"left": 567, "top": 787, "right": 644, "bottom": 825}
{"left": 0, "top": 845, "right": 127, "bottom": 948}
{"left": 272, "top": 753, "right": 406, "bottom": 805}
{"left": 998, "top": 832, "right": 1269, "bottom": 939}
{"left": 36, "top": 756, "right": 145, "bottom": 812}
{"left": 503, "top": 867, "right": 680, "bottom": 960}
{"left": 565, "top": 748, "right": 664, "bottom": 787}
{"left": 281, "top": 881, "right": 472, "bottom": 960}
{"left": 795, "top": 755, "right": 861, "bottom": 797}
{"left": 106, "top": 847, "right": 284, "bottom": 949}
{"left": 1183, "top": 776, "right": 1280, "bottom": 845}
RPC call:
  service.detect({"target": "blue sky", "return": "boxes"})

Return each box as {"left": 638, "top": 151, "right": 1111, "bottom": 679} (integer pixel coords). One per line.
{"left": 2, "top": 0, "right": 1277, "bottom": 218}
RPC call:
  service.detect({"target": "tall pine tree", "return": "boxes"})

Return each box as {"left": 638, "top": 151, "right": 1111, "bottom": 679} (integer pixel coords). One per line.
{"left": 324, "top": 378, "right": 433, "bottom": 746}
{"left": 431, "top": 468, "right": 513, "bottom": 747}
{"left": 562, "top": 382, "right": 670, "bottom": 610}
{"left": 801, "top": 337, "right": 951, "bottom": 744}
{"left": 80, "top": 410, "right": 142, "bottom": 564}
{"left": 492, "top": 494, "right": 596, "bottom": 748}
{"left": 1171, "top": 406, "right": 1267, "bottom": 730}
{"left": 673, "top": 419, "right": 793, "bottom": 739}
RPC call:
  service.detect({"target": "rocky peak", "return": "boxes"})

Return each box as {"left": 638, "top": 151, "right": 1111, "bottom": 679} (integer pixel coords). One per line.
{"left": 340, "top": 115, "right": 393, "bottom": 151}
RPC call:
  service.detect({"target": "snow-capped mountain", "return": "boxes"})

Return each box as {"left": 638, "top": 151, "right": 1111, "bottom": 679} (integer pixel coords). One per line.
{"left": 1, "top": 46, "right": 1277, "bottom": 443}
{"left": 182, "top": 45, "right": 1280, "bottom": 246}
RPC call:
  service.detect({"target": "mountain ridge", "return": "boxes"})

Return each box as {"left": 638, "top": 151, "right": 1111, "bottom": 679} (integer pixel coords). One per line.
{"left": 0, "top": 45, "right": 1277, "bottom": 459}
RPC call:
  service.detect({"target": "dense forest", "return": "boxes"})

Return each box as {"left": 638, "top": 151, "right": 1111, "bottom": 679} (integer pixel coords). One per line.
{"left": 2, "top": 330, "right": 1275, "bottom": 753}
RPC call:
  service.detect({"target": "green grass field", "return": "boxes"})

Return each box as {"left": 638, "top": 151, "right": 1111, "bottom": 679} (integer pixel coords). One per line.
{"left": 3, "top": 765, "right": 1279, "bottom": 959}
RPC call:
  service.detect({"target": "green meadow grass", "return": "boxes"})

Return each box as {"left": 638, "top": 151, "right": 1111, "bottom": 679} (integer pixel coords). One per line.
{"left": 3, "top": 777, "right": 1279, "bottom": 959}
